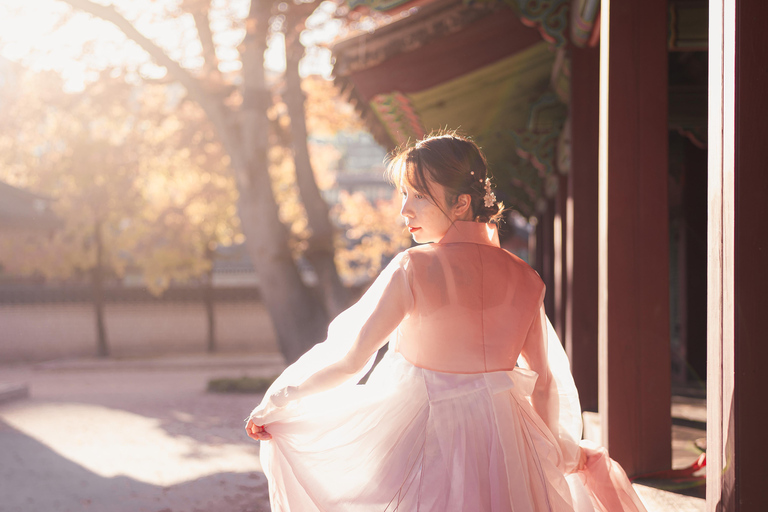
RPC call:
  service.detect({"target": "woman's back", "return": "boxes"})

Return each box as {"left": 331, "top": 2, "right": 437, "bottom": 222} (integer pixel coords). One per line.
{"left": 396, "top": 221, "right": 545, "bottom": 374}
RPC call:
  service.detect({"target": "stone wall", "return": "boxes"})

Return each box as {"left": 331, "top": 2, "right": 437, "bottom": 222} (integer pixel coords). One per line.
{"left": 0, "top": 301, "right": 279, "bottom": 362}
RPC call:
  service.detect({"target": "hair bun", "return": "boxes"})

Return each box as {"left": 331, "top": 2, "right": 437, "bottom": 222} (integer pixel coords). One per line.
{"left": 476, "top": 201, "right": 504, "bottom": 224}
{"left": 387, "top": 130, "right": 505, "bottom": 225}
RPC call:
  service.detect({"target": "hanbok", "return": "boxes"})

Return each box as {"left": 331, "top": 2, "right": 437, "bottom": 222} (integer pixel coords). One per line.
{"left": 249, "top": 221, "right": 647, "bottom": 512}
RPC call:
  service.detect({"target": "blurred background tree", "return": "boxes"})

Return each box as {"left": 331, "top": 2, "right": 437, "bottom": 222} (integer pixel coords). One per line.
{"left": 0, "top": 66, "right": 241, "bottom": 356}
{"left": 0, "top": 0, "right": 408, "bottom": 362}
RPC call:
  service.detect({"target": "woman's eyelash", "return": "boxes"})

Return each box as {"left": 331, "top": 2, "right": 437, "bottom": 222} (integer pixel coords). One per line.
{"left": 400, "top": 190, "right": 424, "bottom": 200}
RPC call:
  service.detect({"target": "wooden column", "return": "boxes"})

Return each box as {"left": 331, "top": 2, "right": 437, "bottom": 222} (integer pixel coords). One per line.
{"left": 597, "top": 0, "right": 671, "bottom": 475}
{"left": 538, "top": 200, "right": 556, "bottom": 319}
{"left": 707, "top": 1, "right": 768, "bottom": 509}
{"left": 553, "top": 176, "right": 568, "bottom": 340}
{"left": 567, "top": 43, "right": 600, "bottom": 412}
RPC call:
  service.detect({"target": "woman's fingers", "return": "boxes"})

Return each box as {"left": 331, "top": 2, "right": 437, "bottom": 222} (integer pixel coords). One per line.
{"left": 245, "top": 420, "right": 272, "bottom": 440}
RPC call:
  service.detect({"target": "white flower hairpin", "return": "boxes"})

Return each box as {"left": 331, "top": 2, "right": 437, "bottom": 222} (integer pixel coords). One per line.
{"left": 483, "top": 178, "right": 496, "bottom": 208}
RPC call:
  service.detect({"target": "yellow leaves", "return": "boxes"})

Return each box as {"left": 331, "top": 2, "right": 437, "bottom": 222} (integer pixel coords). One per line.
{"left": 0, "top": 67, "right": 240, "bottom": 295}
{"left": 183, "top": 201, "right": 207, "bottom": 227}
{"left": 0, "top": 26, "right": 396, "bottom": 301}
{"left": 139, "top": 244, "right": 212, "bottom": 297}
{"left": 303, "top": 76, "right": 364, "bottom": 135}
{"left": 332, "top": 190, "right": 410, "bottom": 285}
{"left": 307, "top": 141, "right": 340, "bottom": 191}
{"left": 268, "top": 144, "right": 310, "bottom": 254}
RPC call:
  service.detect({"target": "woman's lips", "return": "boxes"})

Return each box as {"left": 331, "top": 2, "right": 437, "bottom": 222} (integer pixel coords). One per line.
{"left": 408, "top": 226, "right": 421, "bottom": 233}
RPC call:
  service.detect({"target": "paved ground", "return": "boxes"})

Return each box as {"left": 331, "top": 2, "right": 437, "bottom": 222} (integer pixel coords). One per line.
{"left": 0, "top": 353, "right": 706, "bottom": 512}
{"left": 0, "top": 354, "right": 284, "bottom": 512}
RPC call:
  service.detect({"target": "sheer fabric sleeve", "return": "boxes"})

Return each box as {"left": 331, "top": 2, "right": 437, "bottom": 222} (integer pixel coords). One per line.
{"left": 518, "top": 306, "right": 648, "bottom": 512}
{"left": 518, "top": 304, "right": 583, "bottom": 472}
{"left": 248, "top": 251, "right": 413, "bottom": 426}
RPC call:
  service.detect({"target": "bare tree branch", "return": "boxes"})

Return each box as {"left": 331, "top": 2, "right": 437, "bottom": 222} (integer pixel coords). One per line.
{"left": 184, "top": 0, "right": 222, "bottom": 81}
{"left": 61, "top": 0, "right": 243, "bottom": 172}
{"left": 63, "top": 1, "right": 203, "bottom": 103}
{"left": 282, "top": 0, "right": 349, "bottom": 314}
{"left": 283, "top": 0, "right": 322, "bottom": 42}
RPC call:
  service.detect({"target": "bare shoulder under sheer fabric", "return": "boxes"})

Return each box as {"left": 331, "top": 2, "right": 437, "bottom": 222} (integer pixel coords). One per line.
{"left": 248, "top": 221, "right": 647, "bottom": 512}
{"left": 397, "top": 221, "right": 544, "bottom": 373}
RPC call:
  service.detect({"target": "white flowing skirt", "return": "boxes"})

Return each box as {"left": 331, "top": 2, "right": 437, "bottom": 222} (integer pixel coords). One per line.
{"left": 259, "top": 350, "right": 643, "bottom": 512}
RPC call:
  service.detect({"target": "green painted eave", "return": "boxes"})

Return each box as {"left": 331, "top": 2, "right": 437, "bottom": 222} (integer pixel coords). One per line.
{"left": 368, "top": 41, "right": 565, "bottom": 215}
{"left": 409, "top": 42, "right": 556, "bottom": 138}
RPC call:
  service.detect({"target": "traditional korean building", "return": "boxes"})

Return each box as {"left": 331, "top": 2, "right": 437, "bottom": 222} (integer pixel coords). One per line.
{"left": 0, "top": 181, "right": 60, "bottom": 233}
{"left": 331, "top": 0, "right": 766, "bottom": 509}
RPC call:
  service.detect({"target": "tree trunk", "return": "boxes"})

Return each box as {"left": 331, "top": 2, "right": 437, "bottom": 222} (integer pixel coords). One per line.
{"left": 285, "top": 19, "right": 349, "bottom": 317}
{"left": 236, "top": 0, "right": 330, "bottom": 362}
{"left": 92, "top": 220, "right": 109, "bottom": 358}
{"left": 204, "top": 245, "right": 216, "bottom": 353}
{"left": 238, "top": 191, "right": 329, "bottom": 362}
{"left": 62, "top": 0, "right": 333, "bottom": 362}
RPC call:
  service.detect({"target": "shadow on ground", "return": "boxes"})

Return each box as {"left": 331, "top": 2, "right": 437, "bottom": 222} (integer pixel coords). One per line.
{"left": 0, "top": 419, "right": 269, "bottom": 512}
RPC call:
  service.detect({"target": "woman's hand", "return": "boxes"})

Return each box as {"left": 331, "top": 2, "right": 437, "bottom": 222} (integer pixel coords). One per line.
{"left": 244, "top": 386, "right": 298, "bottom": 441}
{"left": 245, "top": 419, "right": 272, "bottom": 441}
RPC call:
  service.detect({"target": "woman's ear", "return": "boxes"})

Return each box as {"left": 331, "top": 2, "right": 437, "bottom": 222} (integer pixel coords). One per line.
{"left": 453, "top": 193, "right": 472, "bottom": 219}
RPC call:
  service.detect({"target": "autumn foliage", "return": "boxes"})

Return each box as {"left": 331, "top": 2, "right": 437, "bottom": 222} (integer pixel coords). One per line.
{"left": 0, "top": 0, "right": 407, "bottom": 360}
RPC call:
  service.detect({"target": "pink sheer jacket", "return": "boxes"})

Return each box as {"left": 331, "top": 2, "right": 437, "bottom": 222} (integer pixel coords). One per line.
{"left": 394, "top": 221, "right": 545, "bottom": 374}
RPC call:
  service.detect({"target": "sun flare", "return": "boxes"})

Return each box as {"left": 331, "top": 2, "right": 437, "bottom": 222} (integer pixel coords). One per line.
{"left": 0, "top": 0, "right": 331, "bottom": 94}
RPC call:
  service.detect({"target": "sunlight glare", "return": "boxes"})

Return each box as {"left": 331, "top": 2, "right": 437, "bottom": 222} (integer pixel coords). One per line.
{"left": 0, "top": 0, "right": 150, "bottom": 91}
{"left": 0, "top": 402, "right": 262, "bottom": 486}
{"left": 0, "top": 0, "right": 334, "bottom": 90}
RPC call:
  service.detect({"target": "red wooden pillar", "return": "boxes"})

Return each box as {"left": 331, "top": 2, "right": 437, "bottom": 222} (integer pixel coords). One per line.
{"left": 553, "top": 175, "right": 568, "bottom": 340}
{"left": 538, "top": 200, "right": 556, "bottom": 319}
{"left": 597, "top": 0, "right": 671, "bottom": 475}
{"left": 567, "top": 43, "right": 600, "bottom": 412}
{"left": 707, "top": 1, "right": 768, "bottom": 509}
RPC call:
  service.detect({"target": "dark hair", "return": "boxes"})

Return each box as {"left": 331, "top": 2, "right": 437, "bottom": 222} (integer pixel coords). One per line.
{"left": 386, "top": 131, "right": 504, "bottom": 223}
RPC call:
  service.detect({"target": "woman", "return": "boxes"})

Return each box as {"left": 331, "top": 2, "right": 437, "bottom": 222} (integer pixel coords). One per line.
{"left": 246, "top": 133, "right": 647, "bottom": 512}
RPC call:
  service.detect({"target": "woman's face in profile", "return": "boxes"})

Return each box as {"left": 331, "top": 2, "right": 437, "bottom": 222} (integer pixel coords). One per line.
{"left": 399, "top": 180, "right": 454, "bottom": 244}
